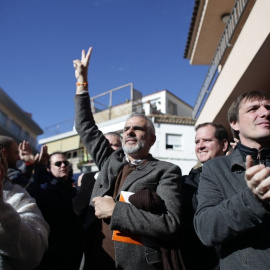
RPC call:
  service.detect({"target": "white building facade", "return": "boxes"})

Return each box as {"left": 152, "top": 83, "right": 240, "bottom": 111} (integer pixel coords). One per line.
{"left": 39, "top": 89, "right": 197, "bottom": 175}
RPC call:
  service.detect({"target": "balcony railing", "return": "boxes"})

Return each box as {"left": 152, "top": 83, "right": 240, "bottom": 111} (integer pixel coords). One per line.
{"left": 39, "top": 83, "right": 143, "bottom": 139}
{"left": 192, "top": 0, "right": 250, "bottom": 119}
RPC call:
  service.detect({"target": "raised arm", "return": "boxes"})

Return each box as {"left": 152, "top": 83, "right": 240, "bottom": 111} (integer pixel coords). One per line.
{"left": 73, "top": 47, "right": 92, "bottom": 95}
{"left": 18, "top": 141, "right": 35, "bottom": 164}
{"left": 74, "top": 47, "right": 114, "bottom": 169}
{"left": 33, "top": 145, "right": 51, "bottom": 184}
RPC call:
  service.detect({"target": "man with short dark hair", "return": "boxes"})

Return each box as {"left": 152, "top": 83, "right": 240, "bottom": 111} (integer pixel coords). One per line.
{"left": 194, "top": 91, "right": 270, "bottom": 269}
{"left": 28, "top": 150, "right": 84, "bottom": 270}
{"left": 0, "top": 136, "right": 35, "bottom": 187}
{"left": 73, "top": 47, "right": 183, "bottom": 270}
{"left": 181, "top": 122, "right": 229, "bottom": 269}
{"left": 194, "top": 122, "right": 229, "bottom": 164}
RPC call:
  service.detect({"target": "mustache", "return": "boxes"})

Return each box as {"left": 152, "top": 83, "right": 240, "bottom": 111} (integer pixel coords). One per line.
{"left": 125, "top": 136, "right": 138, "bottom": 143}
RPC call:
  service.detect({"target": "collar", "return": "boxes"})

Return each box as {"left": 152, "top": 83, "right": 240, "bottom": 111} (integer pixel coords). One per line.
{"left": 125, "top": 156, "right": 148, "bottom": 166}
{"left": 193, "top": 161, "right": 202, "bottom": 170}
{"left": 230, "top": 143, "right": 270, "bottom": 172}
{"left": 237, "top": 142, "right": 270, "bottom": 166}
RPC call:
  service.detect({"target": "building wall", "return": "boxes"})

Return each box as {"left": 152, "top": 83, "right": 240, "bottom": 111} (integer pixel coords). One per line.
{"left": 142, "top": 90, "right": 193, "bottom": 117}
{"left": 39, "top": 90, "right": 197, "bottom": 175}
{"left": 0, "top": 88, "right": 42, "bottom": 151}
{"left": 40, "top": 122, "right": 197, "bottom": 175}
{"left": 196, "top": 0, "right": 270, "bottom": 127}
{"left": 150, "top": 122, "right": 197, "bottom": 175}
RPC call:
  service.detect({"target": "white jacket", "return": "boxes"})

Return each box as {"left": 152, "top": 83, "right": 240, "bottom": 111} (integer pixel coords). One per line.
{"left": 0, "top": 179, "right": 49, "bottom": 270}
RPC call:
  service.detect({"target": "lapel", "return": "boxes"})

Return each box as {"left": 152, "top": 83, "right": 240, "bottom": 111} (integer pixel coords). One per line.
{"left": 230, "top": 148, "right": 245, "bottom": 173}
{"left": 120, "top": 158, "right": 158, "bottom": 191}
{"left": 92, "top": 150, "right": 126, "bottom": 198}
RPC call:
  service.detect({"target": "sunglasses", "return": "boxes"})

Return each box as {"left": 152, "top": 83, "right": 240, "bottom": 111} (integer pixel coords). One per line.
{"left": 53, "top": 160, "right": 70, "bottom": 167}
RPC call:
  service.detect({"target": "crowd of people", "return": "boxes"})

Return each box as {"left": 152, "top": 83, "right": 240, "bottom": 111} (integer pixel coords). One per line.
{"left": 0, "top": 46, "right": 269, "bottom": 270}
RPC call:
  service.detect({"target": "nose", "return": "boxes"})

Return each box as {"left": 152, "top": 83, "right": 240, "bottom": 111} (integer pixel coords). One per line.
{"left": 259, "top": 105, "right": 270, "bottom": 117}
{"left": 60, "top": 162, "right": 67, "bottom": 168}
{"left": 126, "top": 126, "right": 135, "bottom": 136}
{"left": 197, "top": 141, "right": 205, "bottom": 149}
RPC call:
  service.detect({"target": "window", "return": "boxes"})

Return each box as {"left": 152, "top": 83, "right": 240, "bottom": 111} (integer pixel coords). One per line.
{"left": 21, "top": 130, "right": 30, "bottom": 142}
{"left": 0, "top": 111, "right": 7, "bottom": 126}
{"left": 78, "top": 149, "right": 84, "bottom": 158}
{"left": 10, "top": 120, "right": 21, "bottom": 137}
{"left": 28, "top": 136, "right": 36, "bottom": 149}
{"left": 66, "top": 148, "right": 84, "bottom": 160}
{"left": 166, "top": 134, "right": 182, "bottom": 150}
{"left": 22, "top": 131, "right": 30, "bottom": 142}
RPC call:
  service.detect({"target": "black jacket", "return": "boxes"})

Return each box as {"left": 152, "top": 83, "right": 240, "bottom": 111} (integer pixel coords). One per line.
{"left": 28, "top": 171, "right": 84, "bottom": 270}
{"left": 181, "top": 165, "right": 219, "bottom": 270}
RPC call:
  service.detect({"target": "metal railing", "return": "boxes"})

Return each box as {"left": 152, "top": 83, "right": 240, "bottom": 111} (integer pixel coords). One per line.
{"left": 39, "top": 83, "right": 143, "bottom": 139}
{"left": 192, "top": 0, "right": 250, "bottom": 119}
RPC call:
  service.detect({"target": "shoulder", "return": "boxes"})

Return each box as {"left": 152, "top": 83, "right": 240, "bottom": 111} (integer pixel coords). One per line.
{"left": 203, "top": 154, "right": 231, "bottom": 169}
{"left": 151, "top": 159, "right": 182, "bottom": 174}
{"left": 7, "top": 168, "right": 23, "bottom": 179}
{"left": 4, "top": 180, "right": 28, "bottom": 195}
{"left": 3, "top": 180, "right": 36, "bottom": 208}
{"left": 183, "top": 167, "right": 201, "bottom": 187}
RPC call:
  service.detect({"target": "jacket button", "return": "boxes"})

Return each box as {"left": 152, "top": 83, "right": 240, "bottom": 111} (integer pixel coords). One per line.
{"left": 99, "top": 184, "right": 103, "bottom": 188}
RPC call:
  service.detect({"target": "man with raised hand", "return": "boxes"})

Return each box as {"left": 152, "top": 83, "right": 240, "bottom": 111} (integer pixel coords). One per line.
{"left": 0, "top": 136, "right": 35, "bottom": 187}
{"left": 194, "top": 91, "right": 270, "bottom": 269}
{"left": 73, "top": 47, "right": 182, "bottom": 270}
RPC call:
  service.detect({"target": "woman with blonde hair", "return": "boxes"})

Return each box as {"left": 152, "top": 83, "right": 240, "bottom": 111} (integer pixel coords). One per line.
{"left": 0, "top": 145, "right": 49, "bottom": 270}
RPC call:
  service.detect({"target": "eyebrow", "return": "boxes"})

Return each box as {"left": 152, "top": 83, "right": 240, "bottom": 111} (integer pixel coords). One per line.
{"left": 124, "top": 125, "right": 144, "bottom": 130}
{"left": 246, "top": 102, "right": 270, "bottom": 109}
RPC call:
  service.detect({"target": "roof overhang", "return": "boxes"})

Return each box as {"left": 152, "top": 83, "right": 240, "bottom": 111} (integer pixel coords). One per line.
{"left": 184, "top": 0, "right": 236, "bottom": 64}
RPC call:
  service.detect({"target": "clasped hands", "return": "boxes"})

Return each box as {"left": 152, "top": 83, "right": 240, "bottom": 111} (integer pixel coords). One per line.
{"left": 92, "top": 195, "right": 116, "bottom": 219}
{"left": 245, "top": 155, "right": 270, "bottom": 203}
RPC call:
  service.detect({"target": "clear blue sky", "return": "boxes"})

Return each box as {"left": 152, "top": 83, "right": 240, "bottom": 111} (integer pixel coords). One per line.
{"left": 0, "top": 0, "right": 208, "bottom": 135}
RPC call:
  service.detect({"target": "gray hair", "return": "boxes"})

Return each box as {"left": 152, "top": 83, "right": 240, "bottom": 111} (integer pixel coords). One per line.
{"left": 125, "top": 113, "right": 155, "bottom": 135}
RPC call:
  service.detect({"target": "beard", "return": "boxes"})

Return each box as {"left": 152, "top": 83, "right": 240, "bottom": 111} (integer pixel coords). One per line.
{"left": 122, "top": 139, "right": 145, "bottom": 154}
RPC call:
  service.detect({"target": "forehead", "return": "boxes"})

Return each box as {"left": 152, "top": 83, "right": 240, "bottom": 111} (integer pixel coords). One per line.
{"left": 50, "top": 154, "right": 66, "bottom": 162}
{"left": 125, "top": 116, "right": 147, "bottom": 127}
{"left": 240, "top": 97, "right": 270, "bottom": 109}
{"left": 196, "top": 125, "right": 216, "bottom": 139}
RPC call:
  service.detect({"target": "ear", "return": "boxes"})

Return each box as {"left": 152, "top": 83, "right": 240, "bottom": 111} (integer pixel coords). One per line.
{"left": 47, "top": 167, "right": 51, "bottom": 173}
{"left": 150, "top": 134, "right": 156, "bottom": 147}
{"left": 230, "top": 121, "right": 239, "bottom": 132}
{"left": 222, "top": 139, "right": 229, "bottom": 153}
{"left": 2, "top": 148, "right": 7, "bottom": 158}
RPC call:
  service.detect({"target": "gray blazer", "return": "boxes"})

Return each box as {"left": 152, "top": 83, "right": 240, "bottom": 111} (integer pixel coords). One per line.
{"left": 194, "top": 148, "right": 270, "bottom": 270}
{"left": 75, "top": 93, "right": 182, "bottom": 270}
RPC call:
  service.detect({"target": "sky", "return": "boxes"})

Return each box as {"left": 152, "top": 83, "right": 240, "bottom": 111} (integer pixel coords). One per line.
{"left": 0, "top": 0, "right": 208, "bottom": 138}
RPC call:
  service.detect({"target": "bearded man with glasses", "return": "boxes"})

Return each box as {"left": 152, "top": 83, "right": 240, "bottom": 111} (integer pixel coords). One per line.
{"left": 28, "top": 151, "right": 84, "bottom": 270}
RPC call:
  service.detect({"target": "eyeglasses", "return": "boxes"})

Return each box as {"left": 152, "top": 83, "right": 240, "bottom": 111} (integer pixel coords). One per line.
{"left": 53, "top": 160, "right": 70, "bottom": 167}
